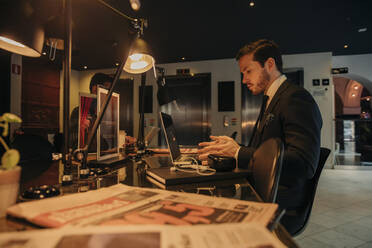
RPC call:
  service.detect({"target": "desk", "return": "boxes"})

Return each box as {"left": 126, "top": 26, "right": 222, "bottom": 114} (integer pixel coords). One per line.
{"left": 0, "top": 154, "right": 299, "bottom": 248}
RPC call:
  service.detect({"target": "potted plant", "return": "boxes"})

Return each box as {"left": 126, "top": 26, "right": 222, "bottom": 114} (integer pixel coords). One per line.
{"left": 0, "top": 113, "right": 22, "bottom": 217}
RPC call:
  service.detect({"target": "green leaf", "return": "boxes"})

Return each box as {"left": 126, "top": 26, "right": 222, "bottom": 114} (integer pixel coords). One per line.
{"left": 2, "top": 113, "right": 22, "bottom": 123}
{"left": 1, "top": 149, "right": 20, "bottom": 170}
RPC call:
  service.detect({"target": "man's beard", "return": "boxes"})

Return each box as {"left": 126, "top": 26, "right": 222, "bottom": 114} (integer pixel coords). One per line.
{"left": 258, "top": 68, "right": 270, "bottom": 91}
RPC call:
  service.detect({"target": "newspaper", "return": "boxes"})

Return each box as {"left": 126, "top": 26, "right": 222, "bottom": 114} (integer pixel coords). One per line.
{"left": 0, "top": 223, "right": 286, "bottom": 248}
{"left": 7, "top": 184, "right": 278, "bottom": 228}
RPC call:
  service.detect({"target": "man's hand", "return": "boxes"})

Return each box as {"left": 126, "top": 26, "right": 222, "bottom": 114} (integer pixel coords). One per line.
{"left": 198, "top": 136, "right": 240, "bottom": 164}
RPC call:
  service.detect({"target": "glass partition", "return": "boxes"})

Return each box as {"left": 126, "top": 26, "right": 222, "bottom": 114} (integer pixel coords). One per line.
{"left": 335, "top": 118, "right": 372, "bottom": 167}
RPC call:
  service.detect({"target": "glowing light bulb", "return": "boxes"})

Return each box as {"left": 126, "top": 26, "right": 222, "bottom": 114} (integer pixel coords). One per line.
{"left": 351, "top": 93, "right": 356, "bottom": 97}
{"left": 130, "top": 61, "right": 148, "bottom": 70}
{"left": 250, "top": 1, "right": 255, "bottom": 7}
{"left": 354, "top": 86, "right": 359, "bottom": 90}
{"left": 129, "top": 53, "right": 143, "bottom": 61}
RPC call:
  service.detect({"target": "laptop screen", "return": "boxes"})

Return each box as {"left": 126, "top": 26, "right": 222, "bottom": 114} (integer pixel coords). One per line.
{"left": 159, "top": 112, "right": 181, "bottom": 162}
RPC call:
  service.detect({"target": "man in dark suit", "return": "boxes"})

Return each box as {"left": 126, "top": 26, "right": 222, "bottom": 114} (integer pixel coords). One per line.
{"left": 198, "top": 39, "right": 322, "bottom": 234}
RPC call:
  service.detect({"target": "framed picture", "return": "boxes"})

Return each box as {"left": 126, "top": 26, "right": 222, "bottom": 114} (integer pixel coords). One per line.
{"left": 218, "top": 81, "right": 235, "bottom": 112}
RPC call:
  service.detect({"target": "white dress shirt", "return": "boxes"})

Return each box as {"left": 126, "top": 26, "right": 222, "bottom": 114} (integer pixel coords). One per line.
{"left": 264, "top": 74, "right": 287, "bottom": 109}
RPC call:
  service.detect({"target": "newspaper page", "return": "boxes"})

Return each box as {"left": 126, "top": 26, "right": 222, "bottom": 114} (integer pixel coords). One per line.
{"left": 0, "top": 223, "right": 286, "bottom": 248}
{"left": 7, "top": 184, "right": 277, "bottom": 228}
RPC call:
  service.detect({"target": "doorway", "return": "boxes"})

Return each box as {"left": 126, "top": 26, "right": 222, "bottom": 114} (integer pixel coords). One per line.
{"left": 333, "top": 75, "right": 372, "bottom": 168}
{"left": 158, "top": 73, "right": 211, "bottom": 146}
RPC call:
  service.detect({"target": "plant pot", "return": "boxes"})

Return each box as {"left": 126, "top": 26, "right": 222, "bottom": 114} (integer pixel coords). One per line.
{"left": 0, "top": 166, "right": 21, "bottom": 217}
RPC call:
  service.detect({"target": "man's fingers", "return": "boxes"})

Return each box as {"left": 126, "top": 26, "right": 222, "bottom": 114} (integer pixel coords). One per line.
{"left": 201, "top": 160, "right": 208, "bottom": 166}
{"left": 210, "top": 136, "right": 227, "bottom": 142}
{"left": 198, "top": 153, "right": 209, "bottom": 161}
{"left": 198, "top": 143, "right": 227, "bottom": 153}
{"left": 198, "top": 146, "right": 215, "bottom": 154}
{"left": 198, "top": 141, "right": 213, "bottom": 147}
{"left": 198, "top": 150, "right": 226, "bottom": 161}
{"left": 219, "top": 136, "right": 233, "bottom": 141}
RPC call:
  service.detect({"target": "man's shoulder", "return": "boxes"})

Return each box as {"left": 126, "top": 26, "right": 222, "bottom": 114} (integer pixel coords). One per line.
{"left": 279, "top": 81, "right": 320, "bottom": 112}
{"left": 282, "top": 81, "right": 313, "bottom": 99}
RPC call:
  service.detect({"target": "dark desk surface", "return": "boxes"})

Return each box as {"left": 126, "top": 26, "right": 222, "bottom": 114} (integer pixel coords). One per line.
{"left": 0, "top": 154, "right": 299, "bottom": 248}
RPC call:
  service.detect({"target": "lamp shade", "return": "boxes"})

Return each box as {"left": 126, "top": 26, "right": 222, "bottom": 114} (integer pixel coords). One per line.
{"left": 124, "top": 37, "right": 154, "bottom": 74}
{"left": 0, "top": 2, "right": 45, "bottom": 57}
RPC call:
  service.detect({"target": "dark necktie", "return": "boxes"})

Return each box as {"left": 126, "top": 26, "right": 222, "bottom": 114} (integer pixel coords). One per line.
{"left": 248, "top": 95, "right": 269, "bottom": 147}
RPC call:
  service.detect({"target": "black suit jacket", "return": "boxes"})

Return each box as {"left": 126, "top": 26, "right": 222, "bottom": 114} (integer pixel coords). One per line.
{"left": 238, "top": 80, "right": 323, "bottom": 210}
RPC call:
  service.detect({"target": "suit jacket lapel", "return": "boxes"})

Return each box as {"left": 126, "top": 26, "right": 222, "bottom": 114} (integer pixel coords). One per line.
{"left": 257, "top": 80, "right": 290, "bottom": 134}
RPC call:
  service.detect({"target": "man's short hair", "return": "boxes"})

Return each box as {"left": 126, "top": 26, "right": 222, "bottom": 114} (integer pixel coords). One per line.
{"left": 89, "top": 73, "right": 113, "bottom": 93}
{"left": 236, "top": 39, "right": 283, "bottom": 73}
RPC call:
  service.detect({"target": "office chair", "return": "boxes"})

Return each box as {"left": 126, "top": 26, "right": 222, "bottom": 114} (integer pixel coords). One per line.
{"left": 249, "top": 138, "right": 284, "bottom": 203}
{"left": 289, "top": 147, "right": 331, "bottom": 236}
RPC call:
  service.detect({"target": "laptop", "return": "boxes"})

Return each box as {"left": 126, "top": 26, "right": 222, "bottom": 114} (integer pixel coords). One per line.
{"left": 159, "top": 112, "right": 197, "bottom": 165}
{"left": 144, "top": 126, "right": 160, "bottom": 147}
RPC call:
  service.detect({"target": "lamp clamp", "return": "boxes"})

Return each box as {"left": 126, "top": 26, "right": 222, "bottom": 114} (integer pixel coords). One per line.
{"left": 132, "top": 18, "right": 147, "bottom": 36}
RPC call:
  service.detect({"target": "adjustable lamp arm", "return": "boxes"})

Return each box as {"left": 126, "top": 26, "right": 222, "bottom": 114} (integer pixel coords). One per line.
{"left": 77, "top": 1, "right": 144, "bottom": 168}
{"left": 79, "top": 48, "right": 133, "bottom": 169}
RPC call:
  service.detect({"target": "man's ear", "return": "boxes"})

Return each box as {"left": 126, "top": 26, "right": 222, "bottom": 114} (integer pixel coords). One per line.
{"left": 264, "top": 57, "right": 276, "bottom": 71}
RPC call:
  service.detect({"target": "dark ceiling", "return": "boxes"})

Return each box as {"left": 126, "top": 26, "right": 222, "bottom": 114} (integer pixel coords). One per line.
{"left": 2, "top": 0, "right": 372, "bottom": 70}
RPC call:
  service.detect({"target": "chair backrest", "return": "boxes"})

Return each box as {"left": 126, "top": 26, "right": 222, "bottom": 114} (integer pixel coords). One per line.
{"left": 11, "top": 133, "right": 54, "bottom": 183}
{"left": 250, "top": 138, "right": 284, "bottom": 203}
{"left": 292, "top": 147, "right": 330, "bottom": 236}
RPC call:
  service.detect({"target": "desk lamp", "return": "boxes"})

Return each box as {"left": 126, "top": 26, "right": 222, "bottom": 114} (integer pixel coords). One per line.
{"left": 0, "top": 1, "right": 44, "bottom": 57}
{"left": 74, "top": 0, "right": 155, "bottom": 180}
